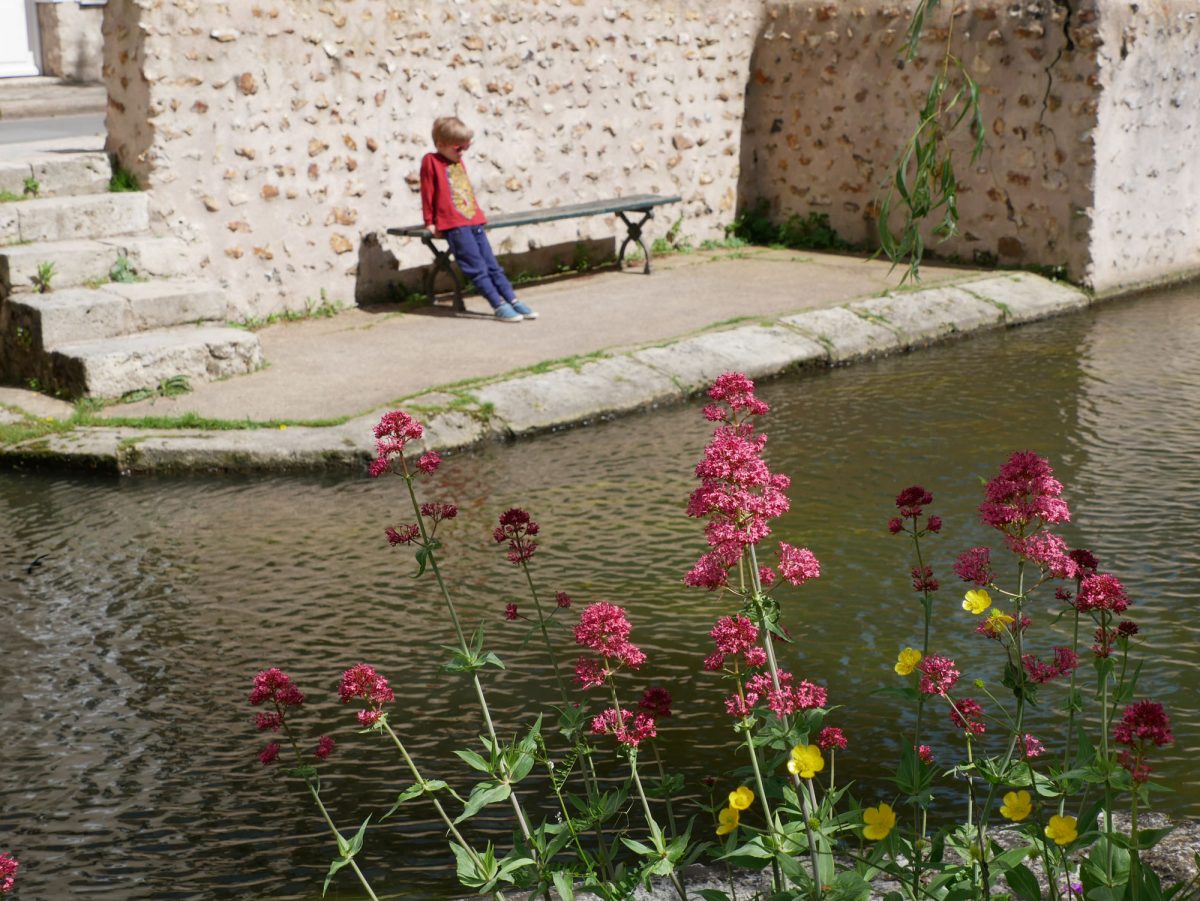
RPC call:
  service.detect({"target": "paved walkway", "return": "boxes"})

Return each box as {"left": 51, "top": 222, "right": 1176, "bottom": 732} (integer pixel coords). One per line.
{"left": 0, "top": 76, "right": 105, "bottom": 121}
{"left": 0, "top": 247, "right": 1092, "bottom": 475}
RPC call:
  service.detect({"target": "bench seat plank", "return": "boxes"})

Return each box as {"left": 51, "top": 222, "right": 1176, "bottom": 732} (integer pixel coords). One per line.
{"left": 387, "top": 193, "right": 680, "bottom": 237}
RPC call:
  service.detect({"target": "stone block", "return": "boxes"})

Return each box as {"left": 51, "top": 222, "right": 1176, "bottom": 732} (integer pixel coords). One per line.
{"left": 16, "top": 193, "right": 150, "bottom": 243}
{"left": 780, "top": 306, "right": 903, "bottom": 362}
{"left": 631, "top": 325, "right": 827, "bottom": 394}
{"left": 959, "top": 272, "right": 1090, "bottom": 324}
{"left": 121, "top": 426, "right": 372, "bottom": 475}
{"left": 30, "top": 154, "right": 111, "bottom": 197}
{"left": 847, "top": 286, "right": 1004, "bottom": 348}
{"left": 108, "top": 236, "right": 203, "bottom": 279}
{"left": 49, "top": 325, "right": 263, "bottom": 398}
{"left": 100, "top": 279, "right": 227, "bottom": 330}
{"left": 5, "top": 288, "right": 127, "bottom": 347}
{"left": 0, "top": 204, "right": 18, "bottom": 245}
{"left": 475, "top": 356, "right": 682, "bottom": 436}
{"left": 0, "top": 162, "right": 33, "bottom": 197}
{"left": 1, "top": 239, "right": 119, "bottom": 293}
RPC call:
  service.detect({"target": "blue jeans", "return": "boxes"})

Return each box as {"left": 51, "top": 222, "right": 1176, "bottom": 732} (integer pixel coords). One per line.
{"left": 445, "top": 225, "right": 515, "bottom": 310}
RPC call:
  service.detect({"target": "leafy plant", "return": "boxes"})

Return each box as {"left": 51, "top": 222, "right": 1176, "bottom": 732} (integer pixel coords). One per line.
{"left": 0, "top": 190, "right": 22, "bottom": 203}
{"left": 109, "top": 255, "right": 139, "bottom": 283}
{"left": 32, "top": 261, "right": 55, "bottom": 293}
{"left": 727, "top": 201, "right": 854, "bottom": 252}
{"left": 109, "top": 167, "right": 141, "bottom": 193}
{"left": 23, "top": 176, "right": 40, "bottom": 197}
{"left": 119, "top": 375, "right": 192, "bottom": 404}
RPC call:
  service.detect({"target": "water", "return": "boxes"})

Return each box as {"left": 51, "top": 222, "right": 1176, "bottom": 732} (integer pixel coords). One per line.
{"left": 2, "top": 282, "right": 1198, "bottom": 899}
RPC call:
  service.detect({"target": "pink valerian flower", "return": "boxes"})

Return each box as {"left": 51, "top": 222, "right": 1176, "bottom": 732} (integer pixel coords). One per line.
{"left": 1006, "top": 532, "right": 1078, "bottom": 579}
{"left": 777, "top": 543, "right": 820, "bottom": 585}
{"left": 1114, "top": 701, "right": 1174, "bottom": 784}
{"left": 915, "top": 744, "right": 934, "bottom": 765}
{"left": 954, "top": 547, "right": 994, "bottom": 586}
{"left": 1022, "top": 734, "right": 1046, "bottom": 759}
{"left": 949, "top": 698, "right": 986, "bottom": 735}
{"left": 743, "top": 646, "right": 767, "bottom": 668}
{"left": 555, "top": 591, "right": 572, "bottom": 608}
{"left": 926, "top": 515, "right": 942, "bottom": 533}
{"left": 817, "top": 726, "right": 848, "bottom": 750}
{"left": 370, "top": 410, "right": 425, "bottom": 477}
{"left": 918, "top": 655, "right": 960, "bottom": 695}
{"left": 638, "top": 687, "right": 673, "bottom": 719}
{"left": 255, "top": 711, "right": 284, "bottom": 732}
{"left": 887, "top": 517, "right": 904, "bottom": 534}
{"left": 707, "top": 372, "right": 770, "bottom": 418}
{"left": 911, "top": 566, "right": 939, "bottom": 593}
{"left": 0, "top": 853, "right": 16, "bottom": 894}
{"left": 573, "top": 603, "right": 646, "bottom": 688}
{"left": 684, "top": 550, "right": 733, "bottom": 590}
{"left": 250, "top": 668, "right": 305, "bottom": 708}
{"left": 710, "top": 615, "right": 759, "bottom": 656}
{"left": 725, "top": 693, "right": 755, "bottom": 718}
{"left": 758, "top": 566, "right": 777, "bottom": 587}
{"left": 259, "top": 741, "right": 281, "bottom": 765}
{"left": 979, "top": 451, "right": 1071, "bottom": 531}
{"left": 416, "top": 451, "right": 441, "bottom": 474}
{"left": 1053, "top": 646, "right": 1079, "bottom": 673}
{"left": 419, "top": 502, "right": 458, "bottom": 523}
{"left": 315, "top": 735, "right": 336, "bottom": 760}
{"left": 493, "top": 508, "right": 539, "bottom": 564}
{"left": 1056, "top": 587, "right": 1073, "bottom": 602}
{"left": 339, "top": 663, "right": 395, "bottom": 726}
{"left": 1069, "top": 548, "right": 1100, "bottom": 574}
{"left": 895, "top": 485, "right": 933, "bottom": 519}
{"left": 1075, "top": 573, "right": 1130, "bottom": 614}
{"left": 504, "top": 603, "right": 519, "bottom": 621}
{"left": 591, "top": 707, "right": 658, "bottom": 748}
{"left": 976, "top": 611, "right": 1032, "bottom": 640}
{"left": 574, "top": 657, "right": 608, "bottom": 689}
{"left": 1023, "top": 654, "right": 1060, "bottom": 683}
{"left": 385, "top": 523, "right": 421, "bottom": 545}
{"left": 743, "top": 670, "right": 827, "bottom": 718}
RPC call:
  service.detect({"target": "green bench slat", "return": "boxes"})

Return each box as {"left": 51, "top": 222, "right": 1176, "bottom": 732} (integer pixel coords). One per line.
{"left": 388, "top": 193, "right": 680, "bottom": 237}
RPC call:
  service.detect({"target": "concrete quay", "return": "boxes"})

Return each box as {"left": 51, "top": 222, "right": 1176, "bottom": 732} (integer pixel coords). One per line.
{"left": 0, "top": 249, "right": 1091, "bottom": 476}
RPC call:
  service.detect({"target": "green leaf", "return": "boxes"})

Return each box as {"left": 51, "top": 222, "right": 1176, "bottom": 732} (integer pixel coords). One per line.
{"left": 454, "top": 748, "right": 493, "bottom": 774}
{"left": 1006, "top": 863, "right": 1042, "bottom": 901}
{"left": 382, "top": 783, "right": 426, "bottom": 819}
{"left": 454, "top": 781, "right": 512, "bottom": 824}
{"left": 346, "top": 815, "right": 370, "bottom": 858}
{"left": 621, "top": 836, "right": 656, "bottom": 857}
{"left": 450, "top": 841, "right": 485, "bottom": 888}
{"left": 696, "top": 892, "right": 732, "bottom": 901}
{"left": 414, "top": 546, "right": 431, "bottom": 577}
{"left": 322, "top": 855, "right": 352, "bottom": 896}
{"left": 553, "top": 870, "right": 577, "bottom": 901}
{"left": 481, "top": 650, "right": 506, "bottom": 670}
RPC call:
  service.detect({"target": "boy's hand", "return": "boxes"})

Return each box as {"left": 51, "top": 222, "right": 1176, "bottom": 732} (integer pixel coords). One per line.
{"left": 429, "top": 227, "right": 443, "bottom": 239}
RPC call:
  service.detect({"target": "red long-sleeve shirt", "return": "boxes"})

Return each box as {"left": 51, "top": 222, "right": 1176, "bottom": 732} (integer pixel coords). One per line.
{"left": 419, "top": 152, "right": 487, "bottom": 231}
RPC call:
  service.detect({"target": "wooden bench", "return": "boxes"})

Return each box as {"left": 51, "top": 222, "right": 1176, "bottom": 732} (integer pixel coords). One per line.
{"left": 387, "top": 193, "right": 681, "bottom": 311}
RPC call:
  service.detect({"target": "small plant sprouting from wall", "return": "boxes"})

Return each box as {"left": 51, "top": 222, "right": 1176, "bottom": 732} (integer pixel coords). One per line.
{"left": 33, "top": 262, "right": 56, "bottom": 294}
{"left": 727, "top": 200, "right": 854, "bottom": 253}
{"left": 109, "top": 167, "right": 141, "bottom": 193}
{"left": 876, "top": 0, "right": 985, "bottom": 283}
{"left": 109, "top": 256, "right": 139, "bottom": 283}
{"left": 23, "top": 177, "right": 40, "bottom": 198}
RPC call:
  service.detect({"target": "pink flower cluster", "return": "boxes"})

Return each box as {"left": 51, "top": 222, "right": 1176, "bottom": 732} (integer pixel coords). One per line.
{"left": 419, "top": 501, "right": 458, "bottom": 523}
{"left": 726, "top": 670, "right": 827, "bottom": 719}
{"left": 684, "top": 373, "right": 815, "bottom": 592}
{"left": 369, "top": 410, "right": 425, "bottom": 478}
{"left": 817, "top": 726, "right": 848, "bottom": 750}
{"left": 573, "top": 602, "right": 646, "bottom": 688}
{"left": 1007, "top": 532, "right": 1078, "bottom": 579}
{"left": 1075, "top": 573, "right": 1130, "bottom": 614}
{"left": 493, "top": 508, "right": 539, "bottom": 565}
{"left": 591, "top": 707, "right": 657, "bottom": 748}
{"left": 385, "top": 523, "right": 421, "bottom": 545}
{"left": 703, "top": 615, "right": 765, "bottom": 671}
{"left": 249, "top": 668, "right": 305, "bottom": 766}
{"left": 954, "top": 547, "right": 994, "bottom": 586}
{"left": 315, "top": 735, "right": 336, "bottom": 760}
{"left": 1094, "top": 619, "right": 1139, "bottom": 657}
{"left": 1023, "top": 733, "right": 1046, "bottom": 759}
{"left": 949, "top": 698, "right": 986, "bottom": 735}
{"left": 339, "top": 663, "right": 395, "bottom": 726}
{"left": 917, "top": 655, "right": 960, "bottom": 695}
{"left": 0, "top": 853, "right": 17, "bottom": 894}
{"left": 1022, "top": 646, "right": 1079, "bottom": 684}
{"left": 979, "top": 451, "right": 1071, "bottom": 531}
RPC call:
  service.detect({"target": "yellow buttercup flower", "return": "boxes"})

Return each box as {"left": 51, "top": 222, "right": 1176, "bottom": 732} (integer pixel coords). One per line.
{"left": 1045, "top": 814, "right": 1078, "bottom": 846}
{"left": 963, "top": 588, "right": 992, "bottom": 615}
{"left": 716, "top": 806, "right": 740, "bottom": 836}
{"left": 728, "top": 786, "right": 754, "bottom": 811}
{"left": 895, "top": 647, "right": 923, "bottom": 676}
{"left": 787, "top": 744, "right": 825, "bottom": 779}
{"left": 863, "top": 802, "right": 896, "bottom": 841}
{"left": 1000, "top": 789, "right": 1032, "bottom": 822}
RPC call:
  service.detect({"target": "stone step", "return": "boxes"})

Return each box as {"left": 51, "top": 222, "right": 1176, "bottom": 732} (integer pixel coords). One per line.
{"left": 1, "top": 236, "right": 201, "bottom": 295}
{"left": 4, "top": 279, "right": 227, "bottom": 348}
{"left": 46, "top": 326, "right": 262, "bottom": 399}
{"left": 0, "top": 152, "right": 111, "bottom": 198}
{"left": 0, "top": 192, "right": 150, "bottom": 245}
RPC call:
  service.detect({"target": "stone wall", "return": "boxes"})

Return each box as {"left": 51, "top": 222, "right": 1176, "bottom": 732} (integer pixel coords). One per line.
{"left": 102, "top": 0, "right": 761, "bottom": 317}
{"left": 38, "top": 1, "right": 106, "bottom": 82}
{"left": 1089, "top": 3, "right": 1200, "bottom": 296}
{"left": 740, "top": 0, "right": 1100, "bottom": 281}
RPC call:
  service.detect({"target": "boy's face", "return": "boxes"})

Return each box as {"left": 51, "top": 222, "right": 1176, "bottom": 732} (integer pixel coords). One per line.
{"left": 437, "top": 140, "right": 471, "bottom": 163}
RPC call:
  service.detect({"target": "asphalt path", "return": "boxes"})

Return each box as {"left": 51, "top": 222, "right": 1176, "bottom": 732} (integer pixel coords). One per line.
{"left": 0, "top": 113, "right": 104, "bottom": 145}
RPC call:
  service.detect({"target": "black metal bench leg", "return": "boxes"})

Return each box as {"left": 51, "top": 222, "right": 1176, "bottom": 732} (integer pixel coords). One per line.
{"left": 421, "top": 235, "right": 466, "bottom": 313}
{"left": 616, "top": 210, "right": 654, "bottom": 274}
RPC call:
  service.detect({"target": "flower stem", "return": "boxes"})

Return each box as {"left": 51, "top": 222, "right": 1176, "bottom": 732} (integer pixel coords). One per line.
{"left": 743, "top": 727, "right": 783, "bottom": 894}
{"left": 305, "top": 780, "right": 380, "bottom": 901}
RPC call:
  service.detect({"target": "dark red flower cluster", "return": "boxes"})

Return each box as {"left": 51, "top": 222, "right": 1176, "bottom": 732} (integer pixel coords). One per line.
{"left": 419, "top": 502, "right": 457, "bottom": 523}
{"left": 1094, "top": 619, "right": 1139, "bottom": 657}
{"left": 979, "top": 451, "right": 1071, "bottom": 531}
{"left": 339, "top": 663, "right": 395, "bottom": 727}
{"left": 385, "top": 523, "right": 421, "bottom": 545}
{"left": 315, "top": 735, "right": 336, "bottom": 760}
{"left": 949, "top": 698, "right": 986, "bottom": 735}
{"left": 369, "top": 410, "right": 425, "bottom": 478}
{"left": 1022, "top": 646, "right": 1079, "bottom": 683}
{"left": 1114, "top": 700, "right": 1174, "bottom": 784}
{"left": 638, "top": 687, "right": 673, "bottom": 719}
{"left": 415, "top": 451, "right": 441, "bottom": 474}
{"left": 954, "top": 547, "right": 994, "bottom": 586}
{"left": 493, "top": 507, "right": 539, "bottom": 565}
{"left": 250, "top": 668, "right": 305, "bottom": 708}
{"left": 911, "top": 565, "right": 939, "bottom": 593}
{"left": 890, "top": 486, "right": 941, "bottom": 535}
{"left": 1069, "top": 548, "right": 1099, "bottom": 575}
{"left": 504, "top": 603, "right": 519, "bottom": 621}
{"left": 817, "top": 726, "right": 848, "bottom": 750}
{"left": 555, "top": 591, "right": 572, "bottom": 608}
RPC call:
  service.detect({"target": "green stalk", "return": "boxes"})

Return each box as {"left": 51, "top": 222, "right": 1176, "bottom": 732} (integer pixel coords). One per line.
{"left": 743, "top": 727, "right": 783, "bottom": 894}
{"left": 650, "top": 743, "right": 679, "bottom": 839}
{"left": 1061, "top": 604, "right": 1082, "bottom": 816}
{"left": 304, "top": 781, "right": 380, "bottom": 901}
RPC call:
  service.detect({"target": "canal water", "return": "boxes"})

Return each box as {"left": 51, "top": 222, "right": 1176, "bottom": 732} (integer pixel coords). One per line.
{"left": 2, "top": 282, "right": 1198, "bottom": 899}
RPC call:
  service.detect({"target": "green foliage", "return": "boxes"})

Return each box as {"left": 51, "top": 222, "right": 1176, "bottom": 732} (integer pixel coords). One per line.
{"left": 33, "top": 261, "right": 55, "bottom": 293}
{"left": 118, "top": 375, "right": 191, "bottom": 404}
{"left": 23, "top": 176, "right": 40, "bottom": 197}
{"left": 727, "top": 199, "right": 854, "bottom": 252}
{"left": 109, "top": 255, "right": 139, "bottom": 283}
{"left": 0, "top": 190, "right": 22, "bottom": 203}
{"left": 232, "top": 292, "right": 344, "bottom": 330}
{"left": 109, "top": 166, "right": 141, "bottom": 193}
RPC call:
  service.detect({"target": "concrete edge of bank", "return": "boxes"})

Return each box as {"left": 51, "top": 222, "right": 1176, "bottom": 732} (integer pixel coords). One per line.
{"left": 0, "top": 271, "right": 1091, "bottom": 476}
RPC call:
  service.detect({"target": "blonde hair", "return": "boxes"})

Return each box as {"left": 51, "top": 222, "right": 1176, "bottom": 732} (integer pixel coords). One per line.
{"left": 432, "top": 116, "right": 473, "bottom": 147}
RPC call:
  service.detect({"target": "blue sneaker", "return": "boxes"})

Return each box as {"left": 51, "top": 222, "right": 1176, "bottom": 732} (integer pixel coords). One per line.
{"left": 510, "top": 300, "right": 538, "bottom": 320}
{"left": 494, "top": 303, "right": 523, "bottom": 323}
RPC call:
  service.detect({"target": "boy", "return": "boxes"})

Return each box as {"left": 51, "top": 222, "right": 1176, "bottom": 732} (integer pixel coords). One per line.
{"left": 419, "top": 116, "right": 537, "bottom": 323}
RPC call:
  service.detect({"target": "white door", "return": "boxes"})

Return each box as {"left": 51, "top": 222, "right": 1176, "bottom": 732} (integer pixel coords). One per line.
{"left": 0, "top": 0, "right": 41, "bottom": 78}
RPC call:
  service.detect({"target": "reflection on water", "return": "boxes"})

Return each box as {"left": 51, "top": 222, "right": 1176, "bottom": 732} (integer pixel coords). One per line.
{"left": 1, "top": 283, "right": 1198, "bottom": 898}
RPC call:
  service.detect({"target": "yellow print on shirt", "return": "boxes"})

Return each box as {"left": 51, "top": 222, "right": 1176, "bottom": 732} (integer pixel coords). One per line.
{"left": 448, "top": 162, "right": 479, "bottom": 218}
